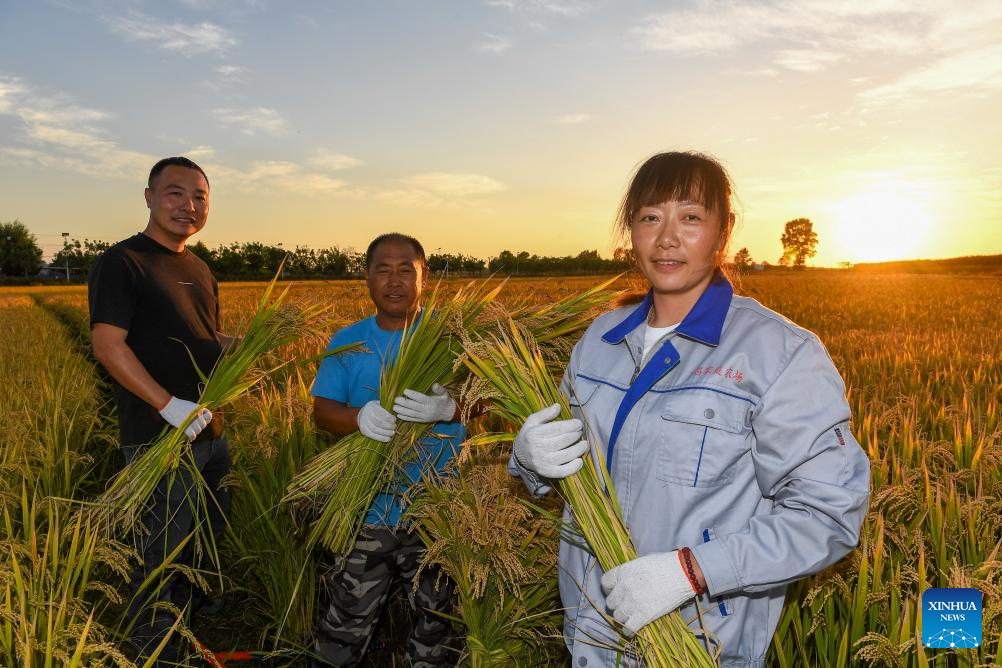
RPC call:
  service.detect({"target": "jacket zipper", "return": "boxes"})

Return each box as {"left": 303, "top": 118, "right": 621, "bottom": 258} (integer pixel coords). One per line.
{"left": 626, "top": 339, "right": 642, "bottom": 384}
{"left": 628, "top": 330, "right": 676, "bottom": 385}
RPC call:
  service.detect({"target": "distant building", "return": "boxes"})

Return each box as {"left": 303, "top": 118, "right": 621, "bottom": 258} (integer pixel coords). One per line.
{"left": 38, "top": 264, "right": 81, "bottom": 280}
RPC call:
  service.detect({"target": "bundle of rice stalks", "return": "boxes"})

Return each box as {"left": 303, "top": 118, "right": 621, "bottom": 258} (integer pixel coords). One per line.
{"left": 1, "top": 486, "right": 138, "bottom": 667}
{"left": 406, "top": 449, "right": 565, "bottom": 668}
{"left": 88, "top": 275, "right": 340, "bottom": 556}
{"left": 461, "top": 319, "right": 719, "bottom": 668}
{"left": 509, "top": 275, "right": 621, "bottom": 343}
{"left": 284, "top": 280, "right": 503, "bottom": 555}
{"left": 485, "top": 275, "right": 621, "bottom": 382}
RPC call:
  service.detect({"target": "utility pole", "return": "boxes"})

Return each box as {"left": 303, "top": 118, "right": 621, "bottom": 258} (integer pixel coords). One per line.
{"left": 61, "top": 232, "right": 70, "bottom": 282}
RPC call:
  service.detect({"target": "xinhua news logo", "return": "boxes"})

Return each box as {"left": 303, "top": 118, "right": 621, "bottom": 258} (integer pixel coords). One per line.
{"left": 922, "top": 588, "right": 982, "bottom": 649}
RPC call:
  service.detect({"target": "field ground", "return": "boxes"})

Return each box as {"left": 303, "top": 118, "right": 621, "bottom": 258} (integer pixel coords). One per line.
{"left": 2, "top": 273, "right": 1000, "bottom": 667}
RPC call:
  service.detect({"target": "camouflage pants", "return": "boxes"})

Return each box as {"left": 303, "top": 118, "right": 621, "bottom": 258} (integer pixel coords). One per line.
{"left": 313, "top": 525, "right": 454, "bottom": 668}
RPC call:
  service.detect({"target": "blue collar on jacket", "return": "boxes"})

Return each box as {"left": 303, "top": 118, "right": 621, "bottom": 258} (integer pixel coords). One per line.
{"left": 597, "top": 272, "right": 734, "bottom": 472}
{"left": 600, "top": 271, "right": 733, "bottom": 347}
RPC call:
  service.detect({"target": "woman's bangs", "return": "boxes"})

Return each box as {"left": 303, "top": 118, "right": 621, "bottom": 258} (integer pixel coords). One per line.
{"left": 631, "top": 168, "right": 722, "bottom": 218}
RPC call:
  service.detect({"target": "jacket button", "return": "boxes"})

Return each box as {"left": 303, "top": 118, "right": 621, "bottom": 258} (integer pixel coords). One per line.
{"left": 578, "top": 658, "right": 588, "bottom": 666}
{"left": 704, "top": 408, "right": 715, "bottom": 419}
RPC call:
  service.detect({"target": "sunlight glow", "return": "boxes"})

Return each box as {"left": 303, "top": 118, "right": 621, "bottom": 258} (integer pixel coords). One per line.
{"left": 833, "top": 183, "right": 935, "bottom": 263}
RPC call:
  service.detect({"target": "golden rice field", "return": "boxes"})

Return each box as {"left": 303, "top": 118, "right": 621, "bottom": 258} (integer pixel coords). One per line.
{"left": 1, "top": 273, "right": 1000, "bottom": 667}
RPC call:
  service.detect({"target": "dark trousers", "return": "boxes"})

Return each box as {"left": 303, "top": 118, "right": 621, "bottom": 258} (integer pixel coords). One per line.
{"left": 124, "top": 436, "right": 231, "bottom": 666}
{"left": 314, "top": 525, "right": 454, "bottom": 667}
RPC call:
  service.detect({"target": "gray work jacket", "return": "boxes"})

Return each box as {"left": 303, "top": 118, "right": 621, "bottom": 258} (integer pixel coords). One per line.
{"left": 510, "top": 275, "right": 871, "bottom": 667}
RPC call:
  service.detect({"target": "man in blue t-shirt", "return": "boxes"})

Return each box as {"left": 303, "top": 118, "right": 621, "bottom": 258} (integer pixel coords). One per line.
{"left": 310, "top": 233, "right": 461, "bottom": 668}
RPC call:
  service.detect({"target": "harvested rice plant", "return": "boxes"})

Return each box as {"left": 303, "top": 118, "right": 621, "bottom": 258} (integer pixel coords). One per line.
{"left": 0, "top": 273, "right": 999, "bottom": 667}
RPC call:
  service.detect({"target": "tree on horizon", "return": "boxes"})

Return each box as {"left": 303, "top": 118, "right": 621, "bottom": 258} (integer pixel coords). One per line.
{"left": 0, "top": 220, "right": 43, "bottom": 277}
{"left": 733, "top": 247, "right": 753, "bottom": 271}
{"left": 780, "top": 218, "right": 818, "bottom": 268}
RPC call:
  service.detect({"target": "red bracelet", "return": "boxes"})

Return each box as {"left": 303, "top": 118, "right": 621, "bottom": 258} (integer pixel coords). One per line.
{"left": 679, "top": 547, "right": 705, "bottom": 596}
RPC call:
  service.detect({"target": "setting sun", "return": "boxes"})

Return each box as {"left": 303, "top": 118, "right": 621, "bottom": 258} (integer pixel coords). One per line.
{"left": 833, "top": 184, "right": 935, "bottom": 263}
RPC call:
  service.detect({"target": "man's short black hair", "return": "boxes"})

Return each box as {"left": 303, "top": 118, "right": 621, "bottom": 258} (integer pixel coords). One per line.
{"left": 365, "top": 233, "right": 427, "bottom": 270}
{"left": 148, "top": 157, "right": 210, "bottom": 189}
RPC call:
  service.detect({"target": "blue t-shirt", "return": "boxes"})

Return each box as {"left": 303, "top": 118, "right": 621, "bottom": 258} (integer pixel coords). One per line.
{"left": 311, "top": 315, "right": 464, "bottom": 527}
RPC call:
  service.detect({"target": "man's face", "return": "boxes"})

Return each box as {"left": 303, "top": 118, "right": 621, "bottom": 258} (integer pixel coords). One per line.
{"left": 144, "top": 165, "right": 210, "bottom": 246}
{"left": 366, "top": 240, "right": 426, "bottom": 322}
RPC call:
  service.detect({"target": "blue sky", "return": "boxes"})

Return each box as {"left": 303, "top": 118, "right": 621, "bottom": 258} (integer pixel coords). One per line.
{"left": 1, "top": 0, "right": 1000, "bottom": 265}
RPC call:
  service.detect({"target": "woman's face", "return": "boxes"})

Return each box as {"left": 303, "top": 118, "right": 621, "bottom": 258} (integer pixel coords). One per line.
{"left": 630, "top": 199, "right": 727, "bottom": 304}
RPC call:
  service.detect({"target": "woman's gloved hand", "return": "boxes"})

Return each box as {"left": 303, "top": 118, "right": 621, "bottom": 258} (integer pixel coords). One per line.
{"left": 513, "top": 403, "right": 588, "bottom": 479}
{"left": 600, "top": 550, "right": 700, "bottom": 637}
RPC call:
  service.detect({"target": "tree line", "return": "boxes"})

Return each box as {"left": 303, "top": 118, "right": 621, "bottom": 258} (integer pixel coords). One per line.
{"left": 0, "top": 220, "right": 632, "bottom": 280}
{"left": 1, "top": 217, "right": 821, "bottom": 280}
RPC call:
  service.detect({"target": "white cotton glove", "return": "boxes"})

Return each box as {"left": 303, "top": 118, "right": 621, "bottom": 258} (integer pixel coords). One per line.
{"left": 600, "top": 550, "right": 699, "bottom": 638}
{"left": 512, "top": 403, "right": 588, "bottom": 479}
{"left": 159, "top": 396, "right": 213, "bottom": 441}
{"left": 357, "top": 400, "right": 397, "bottom": 442}
{"left": 392, "top": 384, "right": 458, "bottom": 423}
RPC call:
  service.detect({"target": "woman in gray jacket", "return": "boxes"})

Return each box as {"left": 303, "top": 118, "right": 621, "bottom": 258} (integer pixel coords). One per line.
{"left": 510, "top": 151, "right": 871, "bottom": 667}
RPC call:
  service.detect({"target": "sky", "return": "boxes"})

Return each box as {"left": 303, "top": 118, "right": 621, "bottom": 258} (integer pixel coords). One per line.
{"left": 1, "top": 0, "right": 1000, "bottom": 266}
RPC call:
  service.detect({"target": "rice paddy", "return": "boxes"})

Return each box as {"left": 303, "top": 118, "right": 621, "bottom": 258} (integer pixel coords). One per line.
{"left": 1, "top": 272, "right": 1000, "bottom": 667}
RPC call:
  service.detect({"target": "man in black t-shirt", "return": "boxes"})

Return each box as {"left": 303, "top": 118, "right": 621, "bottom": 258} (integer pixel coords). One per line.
{"left": 89, "top": 156, "right": 233, "bottom": 666}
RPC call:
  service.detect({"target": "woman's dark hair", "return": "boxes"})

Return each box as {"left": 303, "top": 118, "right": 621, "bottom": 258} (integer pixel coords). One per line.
{"left": 148, "top": 156, "right": 210, "bottom": 189}
{"left": 613, "top": 151, "right": 737, "bottom": 306}
{"left": 365, "top": 232, "right": 427, "bottom": 270}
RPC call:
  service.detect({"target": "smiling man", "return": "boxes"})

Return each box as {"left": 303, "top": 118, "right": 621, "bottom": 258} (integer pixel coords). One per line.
{"left": 88, "top": 156, "right": 233, "bottom": 666}
{"left": 310, "top": 233, "right": 461, "bottom": 668}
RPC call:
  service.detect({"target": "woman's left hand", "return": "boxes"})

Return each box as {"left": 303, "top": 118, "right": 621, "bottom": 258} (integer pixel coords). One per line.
{"left": 600, "top": 550, "right": 701, "bottom": 637}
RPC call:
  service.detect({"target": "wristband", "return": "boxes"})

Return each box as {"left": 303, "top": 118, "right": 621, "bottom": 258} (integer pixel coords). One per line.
{"left": 679, "top": 547, "right": 705, "bottom": 596}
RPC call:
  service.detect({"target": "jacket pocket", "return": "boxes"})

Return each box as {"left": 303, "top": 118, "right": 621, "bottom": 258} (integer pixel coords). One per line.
{"left": 657, "top": 393, "right": 749, "bottom": 488}
{"left": 566, "top": 375, "right": 601, "bottom": 408}
{"left": 566, "top": 378, "right": 607, "bottom": 469}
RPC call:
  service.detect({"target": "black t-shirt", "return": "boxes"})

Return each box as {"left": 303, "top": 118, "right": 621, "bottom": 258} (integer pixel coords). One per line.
{"left": 88, "top": 233, "right": 224, "bottom": 447}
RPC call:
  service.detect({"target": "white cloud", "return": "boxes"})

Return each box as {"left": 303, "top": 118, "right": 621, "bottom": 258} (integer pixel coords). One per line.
{"left": 0, "top": 75, "right": 154, "bottom": 177}
{"left": 402, "top": 172, "right": 507, "bottom": 197}
{"left": 860, "top": 43, "right": 1002, "bottom": 101}
{"left": 18, "top": 105, "right": 109, "bottom": 125}
{"left": 0, "top": 76, "right": 344, "bottom": 196}
{"left": 308, "top": 150, "right": 363, "bottom": 171}
{"left": 104, "top": 11, "right": 237, "bottom": 54}
{"left": 244, "top": 160, "right": 299, "bottom": 179}
{"left": 772, "top": 49, "right": 844, "bottom": 73}
{"left": 216, "top": 64, "right": 247, "bottom": 79}
{"left": 631, "top": 1, "right": 1000, "bottom": 77}
{"left": 485, "top": 0, "right": 590, "bottom": 17}
{"left": 176, "top": 0, "right": 268, "bottom": 9}
{"left": 555, "top": 112, "right": 591, "bottom": 124}
{"left": 0, "top": 76, "right": 26, "bottom": 113}
{"left": 201, "top": 64, "right": 247, "bottom": 90}
{"left": 374, "top": 188, "right": 447, "bottom": 209}
{"left": 242, "top": 161, "right": 348, "bottom": 194}
{"left": 27, "top": 125, "right": 109, "bottom": 150}
{"left": 477, "top": 33, "right": 511, "bottom": 55}
{"left": 212, "top": 107, "right": 287, "bottom": 135}
{"left": 185, "top": 145, "right": 217, "bottom": 160}
{"left": 202, "top": 159, "right": 351, "bottom": 196}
